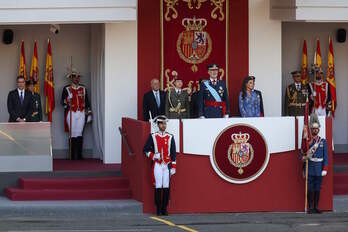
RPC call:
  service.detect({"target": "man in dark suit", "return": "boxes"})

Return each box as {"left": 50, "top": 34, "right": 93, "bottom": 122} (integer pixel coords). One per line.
{"left": 143, "top": 78, "right": 165, "bottom": 121}
{"left": 7, "top": 76, "right": 33, "bottom": 122}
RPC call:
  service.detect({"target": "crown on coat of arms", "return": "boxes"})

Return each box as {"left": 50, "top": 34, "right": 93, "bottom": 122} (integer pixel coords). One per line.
{"left": 231, "top": 132, "right": 250, "bottom": 144}
{"left": 182, "top": 17, "right": 207, "bottom": 31}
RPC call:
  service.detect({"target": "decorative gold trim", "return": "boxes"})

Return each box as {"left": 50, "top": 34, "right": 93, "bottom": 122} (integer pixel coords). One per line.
{"left": 210, "top": 0, "right": 225, "bottom": 21}
{"left": 160, "top": 0, "right": 164, "bottom": 90}
{"left": 219, "top": 68, "right": 225, "bottom": 80}
{"left": 164, "top": 69, "right": 177, "bottom": 91}
{"left": 183, "top": 0, "right": 208, "bottom": 10}
{"left": 160, "top": 0, "right": 229, "bottom": 92}
{"left": 226, "top": 0, "right": 228, "bottom": 91}
{"left": 164, "top": 0, "right": 179, "bottom": 21}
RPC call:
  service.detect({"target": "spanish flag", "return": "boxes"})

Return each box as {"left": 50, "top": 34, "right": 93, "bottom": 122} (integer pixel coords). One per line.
{"left": 44, "top": 39, "right": 55, "bottom": 122}
{"left": 314, "top": 38, "right": 322, "bottom": 69}
{"left": 327, "top": 37, "right": 337, "bottom": 116}
{"left": 30, "top": 41, "right": 40, "bottom": 94}
{"left": 301, "top": 40, "right": 308, "bottom": 85}
{"left": 18, "top": 40, "right": 28, "bottom": 80}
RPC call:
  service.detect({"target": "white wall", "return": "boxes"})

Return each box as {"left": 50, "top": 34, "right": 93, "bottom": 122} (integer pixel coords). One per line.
{"left": 0, "top": 0, "right": 136, "bottom": 24}
{"left": 0, "top": 24, "right": 94, "bottom": 158}
{"left": 282, "top": 22, "right": 348, "bottom": 148}
{"left": 249, "top": 0, "right": 282, "bottom": 116}
{"left": 104, "top": 22, "right": 137, "bottom": 163}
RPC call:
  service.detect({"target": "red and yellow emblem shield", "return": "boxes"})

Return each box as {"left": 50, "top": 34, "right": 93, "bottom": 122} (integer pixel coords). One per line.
{"left": 177, "top": 17, "right": 212, "bottom": 72}
{"left": 227, "top": 132, "right": 254, "bottom": 175}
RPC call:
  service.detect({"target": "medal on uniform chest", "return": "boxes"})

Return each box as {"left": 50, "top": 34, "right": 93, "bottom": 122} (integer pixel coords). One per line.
{"left": 218, "top": 86, "right": 224, "bottom": 96}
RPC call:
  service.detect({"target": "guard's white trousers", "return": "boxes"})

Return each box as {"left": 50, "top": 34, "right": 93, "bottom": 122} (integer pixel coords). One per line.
{"left": 154, "top": 162, "right": 170, "bottom": 189}
{"left": 67, "top": 111, "right": 85, "bottom": 138}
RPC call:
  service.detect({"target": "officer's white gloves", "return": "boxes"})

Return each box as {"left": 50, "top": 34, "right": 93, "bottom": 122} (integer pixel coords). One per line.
{"left": 170, "top": 168, "right": 176, "bottom": 176}
{"left": 153, "top": 152, "right": 161, "bottom": 160}
{"left": 224, "top": 114, "right": 229, "bottom": 118}
{"left": 321, "top": 170, "right": 327, "bottom": 176}
{"left": 199, "top": 116, "right": 205, "bottom": 119}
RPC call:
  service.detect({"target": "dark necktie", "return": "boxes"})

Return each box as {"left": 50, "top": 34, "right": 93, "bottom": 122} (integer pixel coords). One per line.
{"left": 212, "top": 80, "right": 216, "bottom": 85}
{"left": 155, "top": 92, "right": 160, "bottom": 108}
{"left": 20, "top": 91, "right": 24, "bottom": 104}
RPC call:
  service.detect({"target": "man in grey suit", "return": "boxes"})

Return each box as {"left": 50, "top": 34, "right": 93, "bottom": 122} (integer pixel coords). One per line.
{"left": 165, "top": 77, "right": 190, "bottom": 119}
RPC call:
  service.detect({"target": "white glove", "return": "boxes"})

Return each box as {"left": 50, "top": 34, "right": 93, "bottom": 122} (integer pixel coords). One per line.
{"left": 224, "top": 114, "right": 229, "bottom": 118}
{"left": 199, "top": 116, "right": 205, "bottom": 119}
{"left": 170, "top": 168, "right": 176, "bottom": 175}
{"left": 153, "top": 152, "right": 161, "bottom": 160}
{"left": 321, "top": 170, "right": 327, "bottom": 176}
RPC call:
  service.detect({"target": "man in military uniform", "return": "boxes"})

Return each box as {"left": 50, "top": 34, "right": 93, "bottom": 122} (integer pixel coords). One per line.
{"left": 61, "top": 69, "right": 92, "bottom": 160}
{"left": 284, "top": 70, "right": 309, "bottom": 116}
{"left": 303, "top": 113, "right": 328, "bottom": 214}
{"left": 143, "top": 115, "right": 177, "bottom": 216}
{"left": 198, "top": 64, "right": 229, "bottom": 118}
{"left": 309, "top": 67, "right": 331, "bottom": 116}
{"left": 25, "top": 80, "right": 42, "bottom": 122}
{"left": 165, "top": 77, "right": 190, "bottom": 119}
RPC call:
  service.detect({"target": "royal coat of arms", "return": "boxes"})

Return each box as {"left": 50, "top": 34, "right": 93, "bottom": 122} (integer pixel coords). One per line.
{"left": 227, "top": 132, "right": 254, "bottom": 175}
{"left": 176, "top": 17, "right": 212, "bottom": 72}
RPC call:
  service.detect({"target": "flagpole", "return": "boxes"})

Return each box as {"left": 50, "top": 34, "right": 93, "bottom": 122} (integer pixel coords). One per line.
{"left": 69, "top": 56, "right": 73, "bottom": 160}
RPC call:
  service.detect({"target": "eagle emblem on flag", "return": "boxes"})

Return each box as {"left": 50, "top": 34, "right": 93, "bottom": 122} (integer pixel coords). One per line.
{"left": 176, "top": 17, "right": 212, "bottom": 72}
{"left": 227, "top": 132, "right": 254, "bottom": 175}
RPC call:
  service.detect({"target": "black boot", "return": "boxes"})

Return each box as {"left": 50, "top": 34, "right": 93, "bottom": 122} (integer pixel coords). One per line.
{"left": 155, "top": 188, "right": 162, "bottom": 216}
{"left": 161, "top": 188, "right": 170, "bottom": 216}
{"left": 77, "top": 136, "right": 83, "bottom": 160}
{"left": 70, "top": 138, "right": 78, "bottom": 160}
{"left": 314, "top": 191, "right": 322, "bottom": 214}
{"left": 307, "top": 191, "right": 314, "bottom": 214}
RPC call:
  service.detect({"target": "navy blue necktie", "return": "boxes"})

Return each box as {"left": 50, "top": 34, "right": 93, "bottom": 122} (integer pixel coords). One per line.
{"left": 20, "top": 91, "right": 24, "bottom": 104}
{"left": 155, "top": 92, "right": 160, "bottom": 108}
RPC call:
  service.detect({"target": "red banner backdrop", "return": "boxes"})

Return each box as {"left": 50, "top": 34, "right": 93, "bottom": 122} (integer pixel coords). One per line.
{"left": 138, "top": 0, "right": 248, "bottom": 119}
{"left": 161, "top": 0, "right": 228, "bottom": 92}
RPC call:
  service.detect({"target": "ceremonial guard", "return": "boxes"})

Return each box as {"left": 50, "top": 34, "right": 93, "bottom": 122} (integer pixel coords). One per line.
{"left": 61, "top": 69, "right": 92, "bottom": 160}
{"left": 198, "top": 64, "right": 229, "bottom": 118}
{"left": 303, "top": 114, "right": 328, "bottom": 214}
{"left": 26, "top": 80, "right": 42, "bottom": 122}
{"left": 143, "top": 116, "right": 177, "bottom": 216}
{"left": 309, "top": 67, "right": 331, "bottom": 116}
{"left": 284, "top": 71, "right": 309, "bottom": 116}
{"left": 165, "top": 77, "right": 190, "bottom": 119}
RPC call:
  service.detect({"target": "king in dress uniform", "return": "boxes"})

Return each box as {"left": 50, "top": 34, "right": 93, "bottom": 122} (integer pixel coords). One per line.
{"left": 303, "top": 113, "right": 328, "bottom": 214}
{"left": 143, "top": 116, "right": 177, "bottom": 216}
{"left": 165, "top": 77, "right": 190, "bottom": 119}
{"left": 198, "top": 64, "right": 229, "bottom": 118}
{"left": 309, "top": 67, "right": 331, "bottom": 116}
{"left": 284, "top": 71, "right": 309, "bottom": 116}
{"left": 61, "top": 69, "right": 92, "bottom": 160}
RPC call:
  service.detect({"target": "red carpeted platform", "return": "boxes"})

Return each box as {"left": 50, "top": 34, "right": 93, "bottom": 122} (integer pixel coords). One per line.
{"left": 5, "top": 177, "right": 132, "bottom": 201}
{"left": 53, "top": 159, "right": 121, "bottom": 171}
